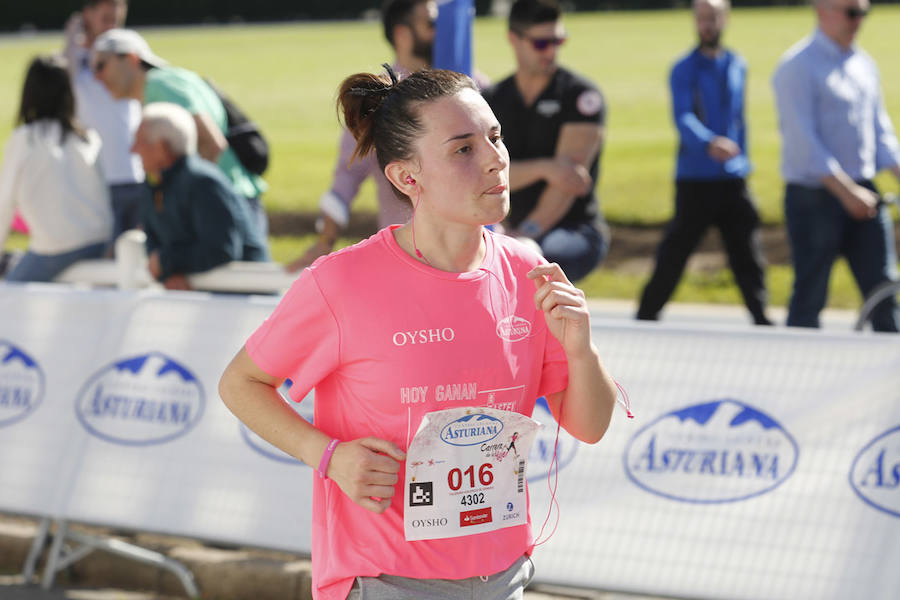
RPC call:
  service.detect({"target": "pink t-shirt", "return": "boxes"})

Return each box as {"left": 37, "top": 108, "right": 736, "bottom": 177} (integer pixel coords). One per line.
{"left": 246, "top": 226, "right": 569, "bottom": 600}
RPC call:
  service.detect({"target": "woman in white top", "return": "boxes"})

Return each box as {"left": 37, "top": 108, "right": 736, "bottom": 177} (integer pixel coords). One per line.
{"left": 0, "top": 55, "right": 113, "bottom": 282}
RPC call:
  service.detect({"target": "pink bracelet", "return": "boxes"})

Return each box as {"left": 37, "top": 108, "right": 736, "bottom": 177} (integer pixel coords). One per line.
{"left": 317, "top": 438, "right": 340, "bottom": 480}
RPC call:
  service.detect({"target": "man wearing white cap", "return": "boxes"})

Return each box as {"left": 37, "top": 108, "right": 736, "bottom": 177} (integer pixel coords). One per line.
{"left": 91, "top": 28, "right": 269, "bottom": 251}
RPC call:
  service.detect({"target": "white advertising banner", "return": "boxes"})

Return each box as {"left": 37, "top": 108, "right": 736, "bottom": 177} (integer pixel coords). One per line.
{"left": 0, "top": 285, "right": 313, "bottom": 553}
{"left": 0, "top": 287, "right": 137, "bottom": 518}
{"left": 2, "top": 284, "right": 899, "bottom": 599}
{"left": 528, "top": 321, "right": 900, "bottom": 600}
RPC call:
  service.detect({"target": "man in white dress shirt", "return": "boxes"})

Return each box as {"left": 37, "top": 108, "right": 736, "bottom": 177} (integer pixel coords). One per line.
{"left": 63, "top": 0, "right": 146, "bottom": 242}
{"left": 772, "top": 0, "right": 900, "bottom": 331}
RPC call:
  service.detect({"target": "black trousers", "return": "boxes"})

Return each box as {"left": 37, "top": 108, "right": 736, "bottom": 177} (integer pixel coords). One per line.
{"left": 637, "top": 179, "right": 770, "bottom": 325}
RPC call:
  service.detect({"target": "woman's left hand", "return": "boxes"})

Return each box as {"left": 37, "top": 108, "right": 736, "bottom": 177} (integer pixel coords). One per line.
{"left": 528, "top": 263, "right": 592, "bottom": 357}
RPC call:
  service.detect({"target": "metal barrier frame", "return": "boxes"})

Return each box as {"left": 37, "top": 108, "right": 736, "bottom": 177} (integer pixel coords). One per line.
{"left": 854, "top": 279, "right": 900, "bottom": 331}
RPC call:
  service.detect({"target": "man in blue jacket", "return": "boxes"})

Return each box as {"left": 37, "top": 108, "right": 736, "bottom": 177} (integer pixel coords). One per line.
{"left": 637, "top": 0, "right": 771, "bottom": 325}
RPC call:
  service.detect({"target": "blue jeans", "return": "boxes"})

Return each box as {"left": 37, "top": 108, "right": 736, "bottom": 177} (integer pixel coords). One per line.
{"left": 5, "top": 242, "right": 107, "bottom": 283}
{"left": 538, "top": 222, "right": 609, "bottom": 282}
{"left": 785, "top": 183, "right": 900, "bottom": 332}
{"left": 246, "top": 195, "right": 271, "bottom": 259}
{"left": 110, "top": 182, "right": 151, "bottom": 242}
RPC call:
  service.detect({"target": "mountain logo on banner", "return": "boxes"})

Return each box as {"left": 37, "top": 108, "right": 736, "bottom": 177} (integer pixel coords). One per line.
{"left": 240, "top": 379, "right": 312, "bottom": 465}
{"left": 441, "top": 412, "right": 504, "bottom": 446}
{"left": 624, "top": 399, "right": 799, "bottom": 503}
{"left": 75, "top": 352, "right": 205, "bottom": 446}
{"left": 0, "top": 341, "right": 45, "bottom": 428}
{"left": 849, "top": 424, "right": 900, "bottom": 519}
{"left": 527, "top": 396, "right": 578, "bottom": 483}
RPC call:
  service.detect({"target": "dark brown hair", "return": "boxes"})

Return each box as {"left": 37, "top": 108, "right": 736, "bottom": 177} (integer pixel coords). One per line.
{"left": 509, "top": 0, "right": 561, "bottom": 33}
{"left": 337, "top": 66, "right": 477, "bottom": 199}
{"left": 381, "top": 0, "right": 429, "bottom": 47}
{"left": 17, "top": 55, "right": 85, "bottom": 142}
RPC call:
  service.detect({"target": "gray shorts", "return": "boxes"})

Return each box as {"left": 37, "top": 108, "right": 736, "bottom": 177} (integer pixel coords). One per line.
{"left": 346, "top": 554, "right": 534, "bottom": 600}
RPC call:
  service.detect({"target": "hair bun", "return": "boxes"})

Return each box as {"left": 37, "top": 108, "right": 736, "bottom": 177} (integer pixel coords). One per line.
{"left": 337, "top": 64, "right": 400, "bottom": 163}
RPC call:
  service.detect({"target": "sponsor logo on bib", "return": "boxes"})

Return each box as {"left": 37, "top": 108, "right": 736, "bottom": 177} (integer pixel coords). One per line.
{"left": 411, "top": 517, "right": 448, "bottom": 528}
{"left": 460, "top": 507, "right": 492, "bottom": 527}
{"left": 440, "top": 413, "right": 504, "bottom": 446}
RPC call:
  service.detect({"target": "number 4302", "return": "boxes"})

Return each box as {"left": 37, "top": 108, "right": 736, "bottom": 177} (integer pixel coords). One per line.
{"left": 460, "top": 492, "right": 485, "bottom": 506}
{"left": 447, "top": 463, "right": 493, "bottom": 491}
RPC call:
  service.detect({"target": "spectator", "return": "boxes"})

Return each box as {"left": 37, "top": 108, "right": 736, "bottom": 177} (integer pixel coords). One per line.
{"left": 0, "top": 56, "right": 112, "bottom": 283}
{"left": 90, "top": 28, "right": 270, "bottom": 251}
{"left": 773, "top": 0, "right": 900, "bottom": 331}
{"left": 131, "top": 103, "right": 267, "bottom": 291}
{"left": 63, "top": 0, "right": 146, "bottom": 241}
{"left": 637, "top": 0, "right": 771, "bottom": 326}
{"left": 483, "top": 0, "right": 608, "bottom": 282}
{"left": 287, "top": 0, "right": 438, "bottom": 271}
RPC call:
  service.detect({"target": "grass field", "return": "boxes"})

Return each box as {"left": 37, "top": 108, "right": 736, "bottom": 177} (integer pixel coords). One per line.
{"left": 1, "top": 6, "right": 897, "bottom": 311}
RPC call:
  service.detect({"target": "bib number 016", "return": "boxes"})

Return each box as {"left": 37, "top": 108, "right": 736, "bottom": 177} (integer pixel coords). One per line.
{"left": 447, "top": 463, "right": 493, "bottom": 491}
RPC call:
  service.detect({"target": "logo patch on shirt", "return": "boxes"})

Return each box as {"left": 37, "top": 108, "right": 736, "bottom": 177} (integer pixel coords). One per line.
{"left": 535, "top": 99, "right": 561, "bottom": 117}
{"left": 496, "top": 316, "right": 532, "bottom": 342}
{"left": 392, "top": 328, "right": 455, "bottom": 346}
{"left": 576, "top": 90, "right": 603, "bottom": 117}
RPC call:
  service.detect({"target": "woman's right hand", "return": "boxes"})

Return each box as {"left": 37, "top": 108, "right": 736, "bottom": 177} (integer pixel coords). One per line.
{"left": 327, "top": 437, "right": 406, "bottom": 514}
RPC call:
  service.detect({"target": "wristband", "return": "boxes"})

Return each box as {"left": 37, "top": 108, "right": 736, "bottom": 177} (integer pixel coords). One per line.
{"left": 317, "top": 438, "right": 340, "bottom": 480}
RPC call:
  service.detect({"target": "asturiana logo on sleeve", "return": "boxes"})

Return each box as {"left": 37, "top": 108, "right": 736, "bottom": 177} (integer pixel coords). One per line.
{"left": 0, "top": 341, "right": 45, "bottom": 428}
{"left": 849, "top": 425, "right": 900, "bottom": 519}
{"left": 624, "top": 399, "right": 799, "bottom": 503}
{"left": 75, "top": 352, "right": 204, "bottom": 446}
{"left": 441, "top": 413, "right": 504, "bottom": 446}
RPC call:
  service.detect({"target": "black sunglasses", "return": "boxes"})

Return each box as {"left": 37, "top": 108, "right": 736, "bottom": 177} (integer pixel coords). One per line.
{"left": 842, "top": 6, "right": 869, "bottom": 19}
{"left": 516, "top": 33, "right": 567, "bottom": 51}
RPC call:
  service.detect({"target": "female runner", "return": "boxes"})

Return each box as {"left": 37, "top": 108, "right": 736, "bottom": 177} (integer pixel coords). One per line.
{"left": 219, "top": 66, "right": 617, "bottom": 600}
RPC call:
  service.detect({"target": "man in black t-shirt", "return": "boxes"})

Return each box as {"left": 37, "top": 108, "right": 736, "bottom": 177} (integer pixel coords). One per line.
{"left": 483, "top": 0, "right": 608, "bottom": 282}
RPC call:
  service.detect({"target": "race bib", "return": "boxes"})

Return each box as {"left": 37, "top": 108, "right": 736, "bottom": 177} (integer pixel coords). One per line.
{"left": 404, "top": 406, "right": 540, "bottom": 541}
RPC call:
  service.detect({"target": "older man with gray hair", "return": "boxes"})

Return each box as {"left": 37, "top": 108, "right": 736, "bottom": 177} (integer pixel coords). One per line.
{"left": 637, "top": 0, "right": 771, "bottom": 326}
{"left": 131, "top": 102, "right": 268, "bottom": 290}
